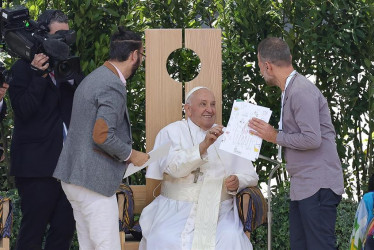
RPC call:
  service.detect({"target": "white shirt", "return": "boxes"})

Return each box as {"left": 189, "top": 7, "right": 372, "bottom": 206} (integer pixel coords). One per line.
{"left": 279, "top": 70, "right": 297, "bottom": 130}
{"left": 108, "top": 62, "right": 127, "bottom": 86}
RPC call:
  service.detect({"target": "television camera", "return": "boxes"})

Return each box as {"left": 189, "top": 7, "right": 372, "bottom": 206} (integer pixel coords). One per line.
{"left": 0, "top": 5, "right": 81, "bottom": 82}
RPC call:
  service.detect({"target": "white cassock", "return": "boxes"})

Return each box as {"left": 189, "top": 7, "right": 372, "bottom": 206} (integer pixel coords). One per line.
{"left": 139, "top": 118, "right": 258, "bottom": 250}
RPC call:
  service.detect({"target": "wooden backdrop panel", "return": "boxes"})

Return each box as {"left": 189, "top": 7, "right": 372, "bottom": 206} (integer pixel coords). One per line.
{"left": 145, "top": 29, "right": 222, "bottom": 205}
{"left": 145, "top": 29, "right": 183, "bottom": 152}
{"left": 185, "top": 29, "right": 222, "bottom": 124}
{"left": 145, "top": 29, "right": 183, "bottom": 205}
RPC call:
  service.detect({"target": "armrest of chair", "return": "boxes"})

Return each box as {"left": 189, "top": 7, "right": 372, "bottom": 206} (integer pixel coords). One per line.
{"left": 116, "top": 184, "right": 143, "bottom": 242}
{"left": 236, "top": 186, "right": 267, "bottom": 233}
{"left": 116, "top": 184, "right": 135, "bottom": 234}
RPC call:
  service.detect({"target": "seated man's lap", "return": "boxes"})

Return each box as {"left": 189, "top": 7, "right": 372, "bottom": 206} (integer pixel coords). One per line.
{"left": 140, "top": 197, "right": 251, "bottom": 249}
{"left": 216, "top": 199, "right": 252, "bottom": 249}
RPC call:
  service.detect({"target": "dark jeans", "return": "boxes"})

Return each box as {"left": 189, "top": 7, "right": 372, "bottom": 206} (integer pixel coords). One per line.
{"left": 290, "top": 188, "right": 341, "bottom": 250}
{"left": 15, "top": 177, "right": 75, "bottom": 250}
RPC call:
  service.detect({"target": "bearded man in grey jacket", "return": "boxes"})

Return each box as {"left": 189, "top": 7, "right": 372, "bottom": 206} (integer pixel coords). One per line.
{"left": 53, "top": 27, "right": 149, "bottom": 250}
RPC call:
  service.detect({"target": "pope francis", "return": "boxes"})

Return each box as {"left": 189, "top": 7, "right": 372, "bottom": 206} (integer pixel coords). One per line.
{"left": 139, "top": 86, "right": 259, "bottom": 250}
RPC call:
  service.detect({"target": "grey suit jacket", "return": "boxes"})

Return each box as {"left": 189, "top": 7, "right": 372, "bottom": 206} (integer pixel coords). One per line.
{"left": 277, "top": 73, "right": 344, "bottom": 201}
{"left": 53, "top": 62, "right": 132, "bottom": 197}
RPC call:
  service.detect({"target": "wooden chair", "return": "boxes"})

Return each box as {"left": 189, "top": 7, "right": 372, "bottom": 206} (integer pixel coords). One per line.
{"left": 119, "top": 28, "right": 222, "bottom": 250}
{"left": 0, "top": 198, "right": 10, "bottom": 250}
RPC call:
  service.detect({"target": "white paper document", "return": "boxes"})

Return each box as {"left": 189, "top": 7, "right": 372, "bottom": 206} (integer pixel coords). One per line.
{"left": 219, "top": 100, "right": 272, "bottom": 161}
{"left": 123, "top": 142, "right": 171, "bottom": 178}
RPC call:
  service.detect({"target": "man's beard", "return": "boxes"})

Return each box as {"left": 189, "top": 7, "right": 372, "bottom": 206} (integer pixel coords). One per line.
{"left": 264, "top": 75, "right": 277, "bottom": 87}
{"left": 127, "top": 57, "right": 141, "bottom": 80}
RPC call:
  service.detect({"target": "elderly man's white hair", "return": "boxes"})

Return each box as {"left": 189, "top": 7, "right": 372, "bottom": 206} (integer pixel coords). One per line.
{"left": 185, "top": 86, "right": 210, "bottom": 104}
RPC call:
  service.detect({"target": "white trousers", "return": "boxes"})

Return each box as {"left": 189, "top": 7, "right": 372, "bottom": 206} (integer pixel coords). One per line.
{"left": 61, "top": 182, "right": 121, "bottom": 250}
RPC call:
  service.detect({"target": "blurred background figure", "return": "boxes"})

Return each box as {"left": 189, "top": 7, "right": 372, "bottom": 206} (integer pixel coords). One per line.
{"left": 350, "top": 174, "right": 374, "bottom": 250}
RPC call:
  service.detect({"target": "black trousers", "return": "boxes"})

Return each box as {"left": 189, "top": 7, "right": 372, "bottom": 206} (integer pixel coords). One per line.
{"left": 290, "top": 188, "right": 341, "bottom": 250}
{"left": 15, "top": 177, "right": 75, "bottom": 250}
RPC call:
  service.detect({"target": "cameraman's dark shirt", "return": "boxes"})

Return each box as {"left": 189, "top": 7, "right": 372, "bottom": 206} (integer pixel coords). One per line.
{"left": 9, "top": 59, "right": 80, "bottom": 177}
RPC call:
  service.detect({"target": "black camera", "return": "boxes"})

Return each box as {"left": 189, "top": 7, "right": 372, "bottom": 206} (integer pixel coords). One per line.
{"left": 0, "top": 6, "right": 81, "bottom": 82}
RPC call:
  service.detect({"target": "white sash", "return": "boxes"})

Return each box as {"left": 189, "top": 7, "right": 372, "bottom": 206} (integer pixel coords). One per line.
{"left": 160, "top": 174, "right": 230, "bottom": 250}
{"left": 191, "top": 176, "right": 223, "bottom": 250}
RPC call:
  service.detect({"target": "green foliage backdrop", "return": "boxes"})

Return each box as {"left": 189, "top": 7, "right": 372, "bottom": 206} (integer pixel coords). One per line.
{"left": 2, "top": 0, "right": 373, "bottom": 196}
{"left": 1, "top": 0, "right": 373, "bottom": 248}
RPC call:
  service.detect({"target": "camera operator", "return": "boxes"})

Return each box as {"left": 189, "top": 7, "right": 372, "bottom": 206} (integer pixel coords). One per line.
{"left": 8, "top": 9, "right": 81, "bottom": 250}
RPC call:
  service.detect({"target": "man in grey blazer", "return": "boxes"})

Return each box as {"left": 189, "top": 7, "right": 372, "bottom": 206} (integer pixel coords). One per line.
{"left": 249, "top": 37, "right": 344, "bottom": 249}
{"left": 53, "top": 27, "right": 149, "bottom": 250}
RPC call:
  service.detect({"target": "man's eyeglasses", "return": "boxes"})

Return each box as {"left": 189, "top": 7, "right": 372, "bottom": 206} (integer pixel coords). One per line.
{"left": 138, "top": 51, "right": 146, "bottom": 57}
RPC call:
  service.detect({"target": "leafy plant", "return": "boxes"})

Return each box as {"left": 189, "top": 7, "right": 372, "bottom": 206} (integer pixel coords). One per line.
{"left": 0, "top": 0, "right": 373, "bottom": 248}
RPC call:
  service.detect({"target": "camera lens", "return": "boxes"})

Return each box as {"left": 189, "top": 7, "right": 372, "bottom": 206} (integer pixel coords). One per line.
{"left": 57, "top": 61, "right": 72, "bottom": 76}
{"left": 53, "top": 56, "right": 80, "bottom": 82}
{"left": 58, "top": 61, "right": 68, "bottom": 73}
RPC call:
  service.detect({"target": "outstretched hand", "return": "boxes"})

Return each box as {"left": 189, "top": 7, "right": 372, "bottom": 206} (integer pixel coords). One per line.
{"left": 128, "top": 150, "right": 149, "bottom": 167}
{"left": 248, "top": 117, "right": 278, "bottom": 144}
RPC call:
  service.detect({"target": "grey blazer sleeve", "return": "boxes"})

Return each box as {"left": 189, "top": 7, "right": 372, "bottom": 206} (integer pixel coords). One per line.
{"left": 92, "top": 83, "right": 132, "bottom": 161}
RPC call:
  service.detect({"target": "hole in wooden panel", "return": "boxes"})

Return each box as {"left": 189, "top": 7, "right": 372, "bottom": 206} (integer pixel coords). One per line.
{"left": 166, "top": 48, "right": 201, "bottom": 83}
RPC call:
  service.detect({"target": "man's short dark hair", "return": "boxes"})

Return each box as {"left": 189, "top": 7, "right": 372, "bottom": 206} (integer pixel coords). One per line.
{"left": 110, "top": 27, "right": 142, "bottom": 62}
{"left": 38, "top": 9, "right": 68, "bottom": 30}
{"left": 258, "top": 37, "right": 292, "bottom": 67}
{"left": 49, "top": 10, "right": 68, "bottom": 24}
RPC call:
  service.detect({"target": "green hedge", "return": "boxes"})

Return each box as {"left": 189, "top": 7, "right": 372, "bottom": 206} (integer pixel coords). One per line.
{"left": 1, "top": 0, "right": 372, "bottom": 197}
{"left": 0, "top": 0, "right": 370, "bottom": 248}
{"left": 1, "top": 184, "right": 357, "bottom": 250}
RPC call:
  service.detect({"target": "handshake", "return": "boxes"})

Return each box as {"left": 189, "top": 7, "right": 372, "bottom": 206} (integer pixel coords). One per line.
{"left": 128, "top": 149, "right": 150, "bottom": 167}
